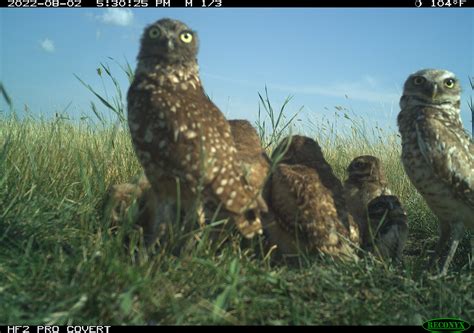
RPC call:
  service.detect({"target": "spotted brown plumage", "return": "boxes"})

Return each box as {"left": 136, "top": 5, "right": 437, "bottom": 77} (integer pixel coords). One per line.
{"left": 397, "top": 68, "right": 473, "bottom": 276}
{"left": 263, "top": 135, "right": 359, "bottom": 259}
{"left": 343, "top": 155, "right": 392, "bottom": 246}
{"left": 107, "top": 119, "right": 269, "bottom": 245}
{"left": 228, "top": 119, "right": 271, "bottom": 193}
{"left": 127, "top": 18, "right": 266, "bottom": 239}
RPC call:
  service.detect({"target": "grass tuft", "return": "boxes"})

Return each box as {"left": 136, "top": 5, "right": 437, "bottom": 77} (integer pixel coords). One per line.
{"left": 0, "top": 66, "right": 472, "bottom": 325}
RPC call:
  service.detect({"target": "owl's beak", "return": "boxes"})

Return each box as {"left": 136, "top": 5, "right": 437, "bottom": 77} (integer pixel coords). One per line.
{"left": 167, "top": 40, "right": 174, "bottom": 51}
{"left": 390, "top": 208, "right": 407, "bottom": 221}
{"left": 430, "top": 83, "right": 438, "bottom": 99}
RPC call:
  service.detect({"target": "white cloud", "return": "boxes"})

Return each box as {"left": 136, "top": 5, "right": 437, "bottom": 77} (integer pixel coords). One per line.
{"left": 98, "top": 9, "right": 133, "bottom": 26}
{"left": 202, "top": 72, "right": 399, "bottom": 104}
{"left": 270, "top": 81, "right": 399, "bottom": 104}
{"left": 363, "top": 75, "right": 377, "bottom": 88}
{"left": 39, "top": 38, "right": 55, "bottom": 53}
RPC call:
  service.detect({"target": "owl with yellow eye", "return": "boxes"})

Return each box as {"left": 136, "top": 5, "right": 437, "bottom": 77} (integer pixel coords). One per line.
{"left": 398, "top": 68, "right": 474, "bottom": 277}
{"left": 127, "top": 18, "right": 267, "bottom": 241}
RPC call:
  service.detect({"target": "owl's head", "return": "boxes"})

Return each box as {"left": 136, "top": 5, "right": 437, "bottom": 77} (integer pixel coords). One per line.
{"left": 138, "top": 18, "right": 199, "bottom": 64}
{"left": 272, "top": 135, "right": 325, "bottom": 167}
{"left": 367, "top": 195, "right": 407, "bottom": 232}
{"left": 402, "top": 69, "right": 461, "bottom": 105}
{"left": 347, "top": 155, "right": 384, "bottom": 182}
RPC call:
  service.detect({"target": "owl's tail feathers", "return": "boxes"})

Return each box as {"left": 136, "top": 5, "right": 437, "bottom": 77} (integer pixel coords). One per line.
{"left": 233, "top": 211, "right": 263, "bottom": 239}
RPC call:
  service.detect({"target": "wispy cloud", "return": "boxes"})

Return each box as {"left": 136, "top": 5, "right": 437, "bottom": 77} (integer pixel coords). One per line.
{"left": 202, "top": 72, "right": 399, "bottom": 104}
{"left": 39, "top": 38, "right": 55, "bottom": 53}
{"left": 98, "top": 9, "right": 133, "bottom": 27}
{"left": 363, "top": 74, "right": 378, "bottom": 88}
{"left": 96, "top": 29, "right": 102, "bottom": 40}
{"left": 270, "top": 81, "right": 399, "bottom": 104}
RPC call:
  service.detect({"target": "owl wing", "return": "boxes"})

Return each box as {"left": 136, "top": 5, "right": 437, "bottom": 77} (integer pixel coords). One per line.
{"left": 271, "top": 164, "right": 357, "bottom": 256}
{"left": 271, "top": 164, "right": 339, "bottom": 235}
{"left": 229, "top": 119, "right": 271, "bottom": 191}
{"left": 172, "top": 86, "right": 267, "bottom": 215}
{"left": 415, "top": 112, "right": 474, "bottom": 208}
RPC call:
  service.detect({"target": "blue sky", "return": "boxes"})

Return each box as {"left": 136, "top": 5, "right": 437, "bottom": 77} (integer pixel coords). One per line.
{"left": 1, "top": 8, "right": 473, "bottom": 135}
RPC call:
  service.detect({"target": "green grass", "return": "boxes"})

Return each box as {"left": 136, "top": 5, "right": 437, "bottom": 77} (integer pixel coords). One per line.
{"left": 0, "top": 67, "right": 473, "bottom": 325}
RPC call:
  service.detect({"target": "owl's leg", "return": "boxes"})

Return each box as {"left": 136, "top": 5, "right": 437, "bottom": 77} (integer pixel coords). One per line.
{"left": 432, "top": 221, "right": 464, "bottom": 278}
{"left": 470, "top": 236, "right": 474, "bottom": 269}
{"left": 428, "top": 220, "right": 451, "bottom": 270}
{"left": 137, "top": 189, "right": 174, "bottom": 248}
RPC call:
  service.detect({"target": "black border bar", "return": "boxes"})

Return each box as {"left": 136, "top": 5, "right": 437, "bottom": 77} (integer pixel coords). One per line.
{"left": 0, "top": 326, "right": 427, "bottom": 331}
{"left": 2, "top": 0, "right": 473, "bottom": 8}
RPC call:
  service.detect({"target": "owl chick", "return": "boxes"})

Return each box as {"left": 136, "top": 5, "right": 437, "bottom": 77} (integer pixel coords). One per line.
{"left": 127, "top": 18, "right": 267, "bottom": 239}
{"left": 365, "top": 195, "right": 408, "bottom": 262}
{"left": 344, "top": 155, "right": 392, "bottom": 246}
{"left": 105, "top": 174, "right": 151, "bottom": 227}
{"left": 263, "top": 135, "right": 359, "bottom": 260}
{"left": 398, "top": 68, "right": 473, "bottom": 276}
{"left": 105, "top": 174, "right": 171, "bottom": 247}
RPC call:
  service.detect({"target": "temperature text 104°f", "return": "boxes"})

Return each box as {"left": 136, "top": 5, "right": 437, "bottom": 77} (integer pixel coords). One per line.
{"left": 431, "top": 0, "right": 466, "bottom": 6}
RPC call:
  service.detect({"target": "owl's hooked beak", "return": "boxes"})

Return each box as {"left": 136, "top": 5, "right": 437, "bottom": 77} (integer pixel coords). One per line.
{"left": 389, "top": 206, "right": 407, "bottom": 221}
{"left": 167, "top": 39, "right": 174, "bottom": 51}
{"left": 429, "top": 82, "right": 438, "bottom": 99}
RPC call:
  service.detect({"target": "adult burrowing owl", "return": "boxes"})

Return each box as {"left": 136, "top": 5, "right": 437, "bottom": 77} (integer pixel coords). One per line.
{"left": 398, "top": 68, "right": 473, "bottom": 276}
{"left": 344, "top": 155, "right": 392, "bottom": 245}
{"left": 109, "top": 119, "right": 270, "bottom": 246}
{"left": 366, "top": 195, "right": 408, "bottom": 262}
{"left": 127, "top": 18, "right": 266, "bottom": 239}
{"left": 263, "top": 135, "right": 359, "bottom": 259}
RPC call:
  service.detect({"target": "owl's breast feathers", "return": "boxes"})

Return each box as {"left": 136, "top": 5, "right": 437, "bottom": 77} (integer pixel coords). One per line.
{"left": 399, "top": 105, "right": 474, "bottom": 209}
{"left": 127, "top": 71, "right": 263, "bottom": 215}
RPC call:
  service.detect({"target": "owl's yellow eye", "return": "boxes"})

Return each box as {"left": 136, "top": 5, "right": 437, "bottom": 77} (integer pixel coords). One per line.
{"left": 413, "top": 76, "right": 425, "bottom": 85}
{"left": 149, "top": 27, "right": 160, "bottom": 39}
{"left": 180, "top": 31, "right": 193, "bottom": 43}
{"left": 444, "top": 78, "right": 455, "bottom": 89}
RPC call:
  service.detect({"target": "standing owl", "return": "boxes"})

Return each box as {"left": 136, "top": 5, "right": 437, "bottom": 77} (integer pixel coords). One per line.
{"left": 106, "top": 119, "right": 269, "bottom": 246}
{"left": 343, "top": 155, "right": 392, "bottom": 246}
{"left": 263, "top": 135, "right": 359, "bottom": 260}
{"left": 127, "top": 18, "right": 267, "bottom": 239}
{"left": 397, "top": 68, "right": 473, "bottom": 276}
{"left": 366, "top": 195, "right": 408, "bottom": 262}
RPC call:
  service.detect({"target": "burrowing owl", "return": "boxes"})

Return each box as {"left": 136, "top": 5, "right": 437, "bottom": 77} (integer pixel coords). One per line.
{"left": 398, "top": 68, "right": 473, "bottom": 276}
{"left": 344, "top": 155, "right": 392, "bottom": 246}
{"left": 105, "top": 174, "right": 168, "bottom": 247}
{"left": 366, "top": 195, "right": 408, "bottom": 262}
{"left": 263, "top": 135, "right": 359, "bottom": 259}
{"left": 109, "top": 119, "right": 270, "bottom": 246}
{"left": 127, "top": 18, "right": 266, "bottom": 239}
